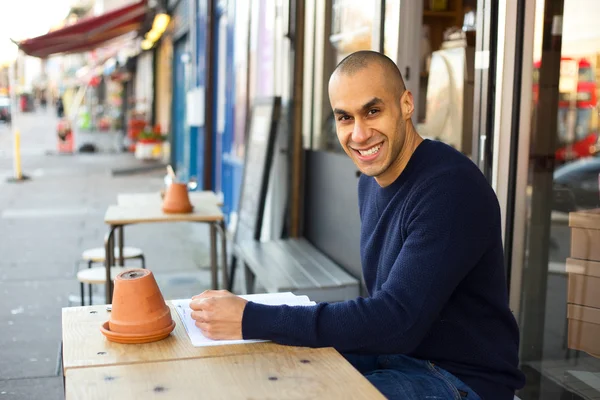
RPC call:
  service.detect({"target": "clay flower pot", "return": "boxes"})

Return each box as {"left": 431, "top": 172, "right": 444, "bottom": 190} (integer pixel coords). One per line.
{"left": 162, "top": 182, "right": 193, "bottom": 214}
{"left": 100, "top": 269, "right": 175, "bottom": 344}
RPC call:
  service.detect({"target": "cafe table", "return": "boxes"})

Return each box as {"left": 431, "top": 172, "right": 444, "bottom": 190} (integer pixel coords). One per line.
{"left": 116, "top": 191, "right": 223, "bottom": 208}
{"left": 61, "top": 303, "right": 384, "bottom": 399}
{"left": 103, "top": 198, "right": 227, "bottom": 304}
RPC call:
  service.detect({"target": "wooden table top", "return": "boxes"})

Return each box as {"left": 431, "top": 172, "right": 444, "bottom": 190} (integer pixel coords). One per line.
{"left": 117, "top": 191, "right": 223, "bottom": 208}
{"left": 65, "top": 347, "right": 384, "bottom": 400}
{"left": 104, "top": 202, "right": 223, "bottom": 225}
{"left": 62, "top": 303, "right": 291, "bottom": 370}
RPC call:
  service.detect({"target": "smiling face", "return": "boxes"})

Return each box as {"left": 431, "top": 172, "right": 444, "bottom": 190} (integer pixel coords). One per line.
{"left": 329, "top": 63, "right": 413, "bottom": 185}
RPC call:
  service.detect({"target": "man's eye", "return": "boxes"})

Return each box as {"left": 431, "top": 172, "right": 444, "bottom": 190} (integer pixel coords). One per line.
{"left": 368, "top": 109, "right": 379, "bottom": 115}
{"left": 337, "top": 115, "right": 351, "bottom": 121}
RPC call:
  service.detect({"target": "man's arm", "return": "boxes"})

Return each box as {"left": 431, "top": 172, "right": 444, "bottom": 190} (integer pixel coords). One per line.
{"left": 242, "top": 170, "right": 498, "bottom": 353}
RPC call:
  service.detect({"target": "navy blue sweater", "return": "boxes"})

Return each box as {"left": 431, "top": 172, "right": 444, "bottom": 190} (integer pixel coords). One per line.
{"left": 242, "top": 139, "right": 525, "bottom": 399}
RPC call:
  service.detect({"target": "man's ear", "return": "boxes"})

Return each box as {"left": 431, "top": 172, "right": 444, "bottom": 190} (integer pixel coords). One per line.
{"left": 400, "top": 90, "right": 414, "bottom": 120}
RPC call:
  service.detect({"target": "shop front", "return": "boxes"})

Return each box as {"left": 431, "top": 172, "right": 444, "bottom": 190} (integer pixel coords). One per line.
{"left": 169, "top": 0, "right": 195, "bottom": 181}
{"left": 504, "top": 0, "right": 600, "bottom": 398}
{"left": 297, "top": 0, "right": 485, "bottom": 287}
{"left": 262, "top": 0, "right": 600, "bottom": 397}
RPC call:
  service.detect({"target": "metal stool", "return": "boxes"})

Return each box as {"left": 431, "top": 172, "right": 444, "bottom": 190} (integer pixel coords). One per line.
{"left": 76, "top": 246, "right": 145, "bottom": 305}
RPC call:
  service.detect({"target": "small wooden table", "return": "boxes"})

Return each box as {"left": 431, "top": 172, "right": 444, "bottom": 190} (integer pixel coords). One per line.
{"left": 117, "top": 191, "right": 223, "bottom": 208}
{"left": 62, "top": 304, "right": 384, "bottom": 399}
{"left": 103, "top": 201, "right": 227, "bottom": 304}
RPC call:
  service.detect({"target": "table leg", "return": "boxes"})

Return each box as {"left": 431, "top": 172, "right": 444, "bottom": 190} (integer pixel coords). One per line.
{"left": 105, "top": 226, "right": 118, "bottom": 304}
{"left": 118, "top": 226, "right": 124, "bottom": 266}
{"left": 215, "top": 220, "right": 229, "bottom": 290}
{"left": 228, "top": 256, "right": 237, "bottom": 292}
{"left": 209, "top": 222, "right": 218, "bottom": 290}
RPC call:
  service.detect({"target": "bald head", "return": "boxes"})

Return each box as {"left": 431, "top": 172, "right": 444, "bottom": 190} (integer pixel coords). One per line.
{"left": 332, "top": 51, "right": 406, "bottom": 97}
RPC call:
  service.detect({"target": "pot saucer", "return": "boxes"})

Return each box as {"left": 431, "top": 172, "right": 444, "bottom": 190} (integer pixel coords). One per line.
{"left": 162, "top": 205, "right": 194, "bottom": 214}
{"left": 100, "top": 320, "right": 176, "bottom": 344}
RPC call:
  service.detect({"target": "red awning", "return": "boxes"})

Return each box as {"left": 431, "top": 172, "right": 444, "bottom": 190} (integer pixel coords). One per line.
{"left": 15, "top": 0, "right": 148, "bottom": 58}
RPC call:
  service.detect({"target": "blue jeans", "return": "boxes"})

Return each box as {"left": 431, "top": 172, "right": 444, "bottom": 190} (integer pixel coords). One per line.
{"left": 343, "top": 353, "right": 482, "bottom": 400}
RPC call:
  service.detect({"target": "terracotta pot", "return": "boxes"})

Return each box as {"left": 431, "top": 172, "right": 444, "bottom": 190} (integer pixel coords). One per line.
{"left": 162, "top": 182, "right": 193, "bottom": 214}
{"left": 108, "top": 269, "right": 173, "bottom": 335}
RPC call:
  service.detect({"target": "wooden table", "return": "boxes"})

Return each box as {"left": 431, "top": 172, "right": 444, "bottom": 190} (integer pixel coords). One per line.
{"left": 103, "top": 201, "right": 227, "bottom": 304}
{"left": 117, "top": 191, "right": 223, "bottom": 208}
{"left": 62, "top": 304, "right": 384, "bottom": 399}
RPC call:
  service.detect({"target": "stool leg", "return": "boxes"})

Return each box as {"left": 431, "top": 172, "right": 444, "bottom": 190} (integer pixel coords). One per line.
{"left": 80, "top": 282, "right": 85, "bottom": 306}
{"left": 140, "top": 255, "right": 146, "bottom": 269}
{"left": 87, "top": 260, "right": 93, "bottom": 305}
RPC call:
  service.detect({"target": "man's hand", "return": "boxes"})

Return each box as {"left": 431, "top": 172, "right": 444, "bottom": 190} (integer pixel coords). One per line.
{"left": 189, "top": 290, "right": 248, "bottom": 340}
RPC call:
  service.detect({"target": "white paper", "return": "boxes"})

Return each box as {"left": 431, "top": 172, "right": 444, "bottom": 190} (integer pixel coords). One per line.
{"left": 172, "top": 292, "right": 316, "bottom": 347}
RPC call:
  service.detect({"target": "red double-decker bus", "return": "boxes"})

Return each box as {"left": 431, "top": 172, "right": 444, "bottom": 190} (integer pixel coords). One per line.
{"left": 533, "top": 57, "right": 598, "bottom": 162}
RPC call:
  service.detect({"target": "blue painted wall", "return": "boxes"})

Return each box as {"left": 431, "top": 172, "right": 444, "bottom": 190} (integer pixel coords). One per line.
{"left": 172, "top": 35, "right": 188, "bottom": 177}
{"left": 211, "top": 0, "right": 242, "bottom": 223}
{"left": 170, "top": 0, "right": 193, "bottom": 181}
{"left": 191, "top": 0, "right": 208, "bottom": 189}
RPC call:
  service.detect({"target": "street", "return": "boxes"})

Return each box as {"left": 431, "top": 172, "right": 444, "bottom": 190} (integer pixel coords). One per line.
{"left": 0, "top": 109, "right": 217, "bottom": 399}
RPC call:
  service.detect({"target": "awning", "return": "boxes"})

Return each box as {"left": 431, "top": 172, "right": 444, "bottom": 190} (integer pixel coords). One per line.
{"left": 15, "top": 0, "right": 148, "bottom": 58}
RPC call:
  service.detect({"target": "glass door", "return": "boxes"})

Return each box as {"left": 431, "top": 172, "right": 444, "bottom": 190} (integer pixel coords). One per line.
{"left": 512, "top": 0, "right": 600, "bottom": 398}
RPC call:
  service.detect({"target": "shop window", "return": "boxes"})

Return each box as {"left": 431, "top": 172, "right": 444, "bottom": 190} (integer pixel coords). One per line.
{"left": 307, "top": 0, "right": 380, "bottom": 154}
{"left": 516, "top": 0, "right": 600, "bottom": 398}
{"left": 417, "top": 0, "right": 478, "bottom": 159}
{"left": 306, "top": 0, "right": 480, "bottom": 160}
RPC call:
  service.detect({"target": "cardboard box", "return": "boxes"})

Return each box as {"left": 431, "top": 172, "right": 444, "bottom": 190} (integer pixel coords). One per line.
{"left": 571, "top": 228, "right": 600, "bottom": 261}
{"left": 569, "top": 209, "right": 600, "bottom": 261}
{"left": 568, "top": 273, "right": 600, "bottom": 309}
{"left": 567, "top": 258, "right": 600, "bottom": 278}
{"left": 567, "top": 304, "right": 600, "bottom": 358}
{"left": 566, "top": 259, "right": 600, "bottom": 310}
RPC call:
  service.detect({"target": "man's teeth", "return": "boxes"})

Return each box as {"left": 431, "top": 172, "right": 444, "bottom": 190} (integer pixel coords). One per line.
{"left": 359, "top": 144, "right": 381, "bottom": 156}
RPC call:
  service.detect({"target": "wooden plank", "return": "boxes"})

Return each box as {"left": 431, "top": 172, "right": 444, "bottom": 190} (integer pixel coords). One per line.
{"left": 104, "top": 203, "right": 223, "bottom": 225}
{"left": 117, "top": 191, "right": 223, "bottom": 208}
{"left": 239, "top": 239, "right": 360, "bottom": 299}
{"left": 238, "top": 241, "right": 299, "bottom": 292}
{"left": 65, "top": 347, "right": 384, "bottom": 400}
{"left": 265, "top": 241, "right": 321, "bottom": 287}
{"left": 62, "top": 303, "right": 294, "bottom": 371}
{"left": 286, "top": 239, "right": 359, "bottom": 286}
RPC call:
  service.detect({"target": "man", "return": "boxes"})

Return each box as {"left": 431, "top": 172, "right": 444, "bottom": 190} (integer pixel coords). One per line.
{"left": 190, "top": 51, "right": 526, "bottom": 399}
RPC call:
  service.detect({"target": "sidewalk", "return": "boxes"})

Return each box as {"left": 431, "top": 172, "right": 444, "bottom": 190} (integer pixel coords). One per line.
{"left": 0, "top": 110, "right": 218, "bottom": 399}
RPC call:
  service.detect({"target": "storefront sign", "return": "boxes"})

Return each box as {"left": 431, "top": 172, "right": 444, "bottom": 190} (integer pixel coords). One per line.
{"left": 186, "top": 86, "right": 204, "bottom": 127}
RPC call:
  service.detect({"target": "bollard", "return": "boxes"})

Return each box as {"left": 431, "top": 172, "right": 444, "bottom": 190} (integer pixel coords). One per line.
{"left": 6, "top": 128, "right": 28, "bottom": 183}
{"left": 14, "top": 129, "right": 22, "bottom": 180}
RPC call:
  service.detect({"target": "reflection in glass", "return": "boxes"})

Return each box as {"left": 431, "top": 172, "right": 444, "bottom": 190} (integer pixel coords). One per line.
{"left": 315, "top": 0, "right": 378, "bottom": 155}
{"left": 416, "top": 1, "right": 476, "bottom": 159}
{"left": 517, "top": 0, "right": 600, "bottom": 398}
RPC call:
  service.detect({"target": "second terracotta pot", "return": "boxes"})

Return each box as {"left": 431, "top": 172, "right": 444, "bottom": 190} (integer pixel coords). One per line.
{"left": 162, "top": 182, "right": 193, "bottom": 214}
{"left": 108, "top": 269, "right": 173, "bottom": 335}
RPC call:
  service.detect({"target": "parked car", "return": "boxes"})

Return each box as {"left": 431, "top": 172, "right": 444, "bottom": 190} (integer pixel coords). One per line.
{"left": 0, "top": 96, "right": 11, "bottom": 123}
{"left": 553, "top": 156, "right": 600, "bottom": 212}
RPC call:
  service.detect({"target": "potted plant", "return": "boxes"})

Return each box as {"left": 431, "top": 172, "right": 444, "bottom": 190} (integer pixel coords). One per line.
{"left": 100, "top": 269, "right": 175, "bottom": 344}
{"left": 134, "top": 125, "right": 166, "bottom": 160}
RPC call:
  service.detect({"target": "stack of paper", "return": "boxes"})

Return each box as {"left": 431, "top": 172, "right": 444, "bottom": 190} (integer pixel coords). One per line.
{"left": 172, "top": 292, "right": 316, "bottom": 347}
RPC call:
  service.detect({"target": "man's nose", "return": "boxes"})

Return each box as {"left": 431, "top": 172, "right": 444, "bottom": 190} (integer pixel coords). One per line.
{"left": 351, "top": 120, "right": 371, "bottom": 144}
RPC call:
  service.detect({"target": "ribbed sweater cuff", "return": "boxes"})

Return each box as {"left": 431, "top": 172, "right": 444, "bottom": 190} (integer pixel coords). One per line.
{"left": 241, "top": 301, "right": 276, "bottom": 340}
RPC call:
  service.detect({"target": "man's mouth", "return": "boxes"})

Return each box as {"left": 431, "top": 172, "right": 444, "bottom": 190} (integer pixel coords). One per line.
{"left": 355, "top": 143, "right": 382, "bottom": 157}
